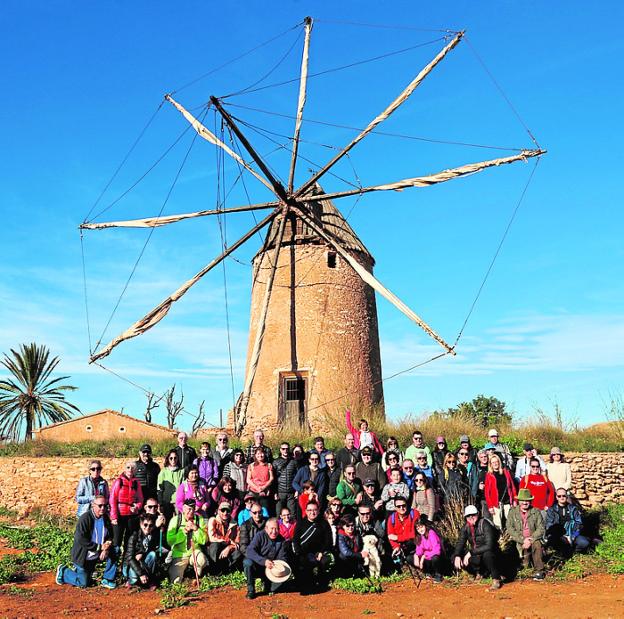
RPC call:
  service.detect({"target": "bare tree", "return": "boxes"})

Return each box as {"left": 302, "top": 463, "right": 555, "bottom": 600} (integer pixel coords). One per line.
{"left": 191, "top": 400, "right": 208, "bottom": 436}
{"left": 144, "top": 391, "right": 164, "bottom": 424}
{"left": 164, "top": 385, "right": 184, "bottom": 430}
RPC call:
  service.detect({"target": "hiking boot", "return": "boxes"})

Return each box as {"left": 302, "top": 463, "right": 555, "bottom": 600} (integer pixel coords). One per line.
{"left": 433, "top": 574, "right": 443, "bottom": 584}
{"left": 55, "top": 565, "right": 65, "bottom": 585}
{"left": 533, "top": 571, "right": 545, "bottom": 581}
{"left": 474, "top": 573, "right": 483, "bottom": 582}
{"left": 489, "top": 579, "right": 501, "bottom": 591}
{"left": 245, "top": 591, "right": 256, "bottom": 600}
{"left": 101, "top": 579, "right": 117, "bottom": 589}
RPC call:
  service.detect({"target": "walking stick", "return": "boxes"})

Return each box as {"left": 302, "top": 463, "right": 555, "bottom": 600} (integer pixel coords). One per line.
{"left": 190, "top": 537, "right": 201, "bottom": 589}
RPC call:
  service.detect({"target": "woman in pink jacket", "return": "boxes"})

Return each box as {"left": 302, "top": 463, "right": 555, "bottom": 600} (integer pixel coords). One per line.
{"left": 345, "top": 409, "right": 384, "bottom": 456}
{"left": 414, "top": 515, "right": 443, "bottom": 583}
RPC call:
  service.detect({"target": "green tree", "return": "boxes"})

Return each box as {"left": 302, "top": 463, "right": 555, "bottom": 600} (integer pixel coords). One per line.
{"left": 447, "top": 394, "right": 511, "bottom": 428}
{"left": 0, "top": 343, "right": 80, "bottom": 441}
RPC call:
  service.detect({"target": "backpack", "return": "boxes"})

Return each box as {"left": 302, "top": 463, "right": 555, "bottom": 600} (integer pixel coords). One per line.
{"left": 389, "top": 509, "right": 415, "bottom": 526}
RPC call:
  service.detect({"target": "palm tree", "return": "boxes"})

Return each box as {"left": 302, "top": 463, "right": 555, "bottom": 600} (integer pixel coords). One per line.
{"left": 0, "top": 343, "right": 80, "bottom": 441}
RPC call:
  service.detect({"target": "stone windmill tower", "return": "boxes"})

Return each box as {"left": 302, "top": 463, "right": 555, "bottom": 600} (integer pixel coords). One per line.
{"left": 241, "top": 186, "right": 383, "bottom": 434}
{"left": 83, "top": 19, "right": 543, "bottom": 437}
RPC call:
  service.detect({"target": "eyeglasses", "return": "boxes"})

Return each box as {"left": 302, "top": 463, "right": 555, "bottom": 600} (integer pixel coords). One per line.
{"left": 531, "top": 465, "right": 541, "bottom": 469}
{"left": 415, "top": 478, "right": 425, "bottom": 483}
{"left": 556, "top": 494, "right": 567, "bottom": 498}
{"left": 417, "top": 457, "right": 426, "bottom": 460}
{"left": 309, "top": 457, "right": 319, "bottom": 461}
{"left": 168, "top": 456, "right": 177, "bottom": 461}
{"left": 90, "top": 467, "right": 102, "bottom": 471}
{"left": 219, "top": 508, "right": 231, "bottom": 513}
{"left": 403, "top": 466, "right": 413, "bottom": 471}
{"left": 94, "top": 503, "right": 107, "bottom": 508}
{"left": 141, "top": 523, "right": 155, "bottom": 529}
{"left": 346, "top": 470, "right": 355, "bottom": 475}
{"left": 325, "top": 458, "right": 335, "bottom": 462}
{"left": 388, "top": 456, "right": 398, "bottom": 461}
{"left": 145, "top": 504, "right": 158, "bottom": 510}
{"left": 459, "top": 452, "right": 468, "bottom": 456}
{"left": 344, "top": 524, "right": 354, "bottom": 528}
{"left": 395, "top": 504, "right": 407, "bottom": 509}
{"left": 280, "top": 447, "right": 289, "bottom": 450}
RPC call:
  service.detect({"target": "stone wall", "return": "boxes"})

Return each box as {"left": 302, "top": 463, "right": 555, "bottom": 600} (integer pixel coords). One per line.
{"left": 0, "top": 453, "right": 622, "bottom": 518}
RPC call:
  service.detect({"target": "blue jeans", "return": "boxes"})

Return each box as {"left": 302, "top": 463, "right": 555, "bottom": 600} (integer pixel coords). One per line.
{"left": 122, "top": 551, "right": 157, "bottom": 584}
{"left": 574, "top": 535, "right": 591, "bottom": 552}
{"left": 62, "top": 554, "right": 117, "bottom": 587}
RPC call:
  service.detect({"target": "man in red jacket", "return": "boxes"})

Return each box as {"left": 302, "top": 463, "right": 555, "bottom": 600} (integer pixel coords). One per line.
{"left": 519, "top": 458, "right": 555, "bottom": 512}
{"left": 386, "top": 498, "right": 420, "bottom": 563}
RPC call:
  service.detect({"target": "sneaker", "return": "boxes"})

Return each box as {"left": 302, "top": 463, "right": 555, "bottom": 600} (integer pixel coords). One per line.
{"left": 489, "top": 579, "right": 502, "bottom": 591}
{"left": 533, "top": 571, "right": 545, "bottom": 581}
{"left": 101, "top": 579, "right": 117, "bottom": 589}
{"left": 433, "top": 574, "right": 443, "bottom": 584}
{"left": 55, "top": 565, "right": 65, "bottom": 585}
{"left": 245, "top": 591, "right": 256, "bottom": 600}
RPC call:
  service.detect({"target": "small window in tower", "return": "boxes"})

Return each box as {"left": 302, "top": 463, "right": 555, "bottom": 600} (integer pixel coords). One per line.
{"left": 118, "top": 426, "right": 126, "bottom": 433}
{"left": 327, "top": 251, "right": 337, "bottom": 269}
{"left": 85, "top": 425, "right": 93, "bottom": 433}
{"left": 284, "top": 377, "right": 306, "bottom": 402}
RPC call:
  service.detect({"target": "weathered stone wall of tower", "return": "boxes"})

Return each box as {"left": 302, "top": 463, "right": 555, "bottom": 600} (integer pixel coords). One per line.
{"left": 241, "top": 243, "right": 383, "bottom": 436}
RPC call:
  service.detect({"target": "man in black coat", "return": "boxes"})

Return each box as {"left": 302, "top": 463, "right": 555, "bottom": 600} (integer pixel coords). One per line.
{"left": 135, "top": 444, "right": 161, "bottom": 501}
{"left": 174, "top": 432, "right": 198, "bottom": 475}
{"left": 239, "top": 502, "right": 267, "bottom": 555}
{"left": 273, "top": 442, "right": 298, "bottom": 515}
{"left": 123, "top": 513, "right": 160, "bottom": 587}
{"left": 292, "top": 501, "right": 334, "bottom": 594}
{"left": 335, "top": 433, "right": 360, "bottom": 471}
{"left": 56, "top": 497, "right": 117, "bottom": 588}
{"left": 453, "top": 504, "right": 501, "bottom": 590}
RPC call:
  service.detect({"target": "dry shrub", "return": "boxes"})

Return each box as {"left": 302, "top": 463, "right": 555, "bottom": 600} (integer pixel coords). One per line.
{"left": 436, "top": 494, "right": 469, "bottom": 548}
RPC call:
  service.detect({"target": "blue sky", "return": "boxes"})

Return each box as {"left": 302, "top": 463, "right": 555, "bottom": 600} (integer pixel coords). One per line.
{"left": 1, "top": 1, "right": 622, "bottom": 432}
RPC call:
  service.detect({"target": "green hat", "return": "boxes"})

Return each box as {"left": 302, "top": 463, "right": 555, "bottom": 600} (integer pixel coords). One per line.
{"left": 517, "top": 488, "right": 534, "bottom": 501}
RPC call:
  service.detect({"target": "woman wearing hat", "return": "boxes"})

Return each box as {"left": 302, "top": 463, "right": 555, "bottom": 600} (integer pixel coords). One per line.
{"left": 546, "top": 447, "right": 571, "bottom": 492}
{"left": 414, "top": 514, "right": 443, "bottom": 583}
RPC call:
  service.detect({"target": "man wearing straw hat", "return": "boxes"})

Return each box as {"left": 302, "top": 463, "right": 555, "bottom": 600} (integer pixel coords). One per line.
{"left": 507, "top": 488, "right": 546, "bottom": 580}
{"left": 244, "top": 517, "right": 291, "bottom": 600}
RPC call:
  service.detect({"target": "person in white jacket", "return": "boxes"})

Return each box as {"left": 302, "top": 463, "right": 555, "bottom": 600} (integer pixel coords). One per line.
{"left": 546, "top": 447, "right": 572, "bottom": 491}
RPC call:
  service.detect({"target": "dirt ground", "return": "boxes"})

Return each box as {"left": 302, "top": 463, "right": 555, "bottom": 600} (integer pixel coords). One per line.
{"left": 0, "top": 570, "right": 622, "bottom": 619}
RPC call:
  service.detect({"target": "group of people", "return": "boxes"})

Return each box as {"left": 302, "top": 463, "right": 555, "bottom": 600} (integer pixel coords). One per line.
{"left": 56, "top": 414, "right": 591, "bottom": 597}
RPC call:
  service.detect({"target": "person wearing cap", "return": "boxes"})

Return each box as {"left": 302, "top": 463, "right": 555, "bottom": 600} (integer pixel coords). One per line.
{"left": 507, "top": 488, "right": 546, "bottom": 580}
{"left": 381, "top": 467, "right": 410, "bottom": 513}
{"left": 166, "top": 499, "right": 207, "bottom": 583}
{"left": 135, "top": 445, "right": 161, "bottom": 502}
{"left": 453, "top": 504, "right": 501, "bottom": 590}
{"left": 206, "top": 500, "right": 241, "bottom": 574}
{"left": 244, "top": 517, "right": 290, "bottom": 599}
{"left": 519, "top": 458, "right": 555, "bottom": 513}
{"left": 238, "top": 492, "right": 269, "bottom": 525}
{"left": 487, "top": 429, "right": 513, "bottom": 469}
{"left": 355, "top": 447, "right": 386, "bottom": 490}
{"left": 405, "top": 431, "right": 433, "bottom": 468}
{"left": 514, "top": 443, "right": 546, "bottom": 482}
{"left": 545, "top": 487, "right": 590, "bottom": 556}
{"left": 456, "top": 435, "right": 477, "bottom": 465}
{"left": 432, "top": 436, "right": 448, "bottom": 478}
{"left": 336, "top": 433, "right": 361, "bottom": 471}
{"left": 360, "top": 478, "right": 384, "bottom": 520}
{"left": 336, "top": 464, "right": 363, "bottom": 508}
{"left": 414, "top": 514, "right": 443, "bottom": 583}
{"left": 484, "top": 452, "right": 517, "bottom": 530}
{"left": 546, "top": 447, "right": 572, "bottom": 492}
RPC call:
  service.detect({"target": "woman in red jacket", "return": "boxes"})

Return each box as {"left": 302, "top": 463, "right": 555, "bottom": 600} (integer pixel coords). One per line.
{"left": 109, "top": 461, "right": 144, "bottom": 551}
{"left": 519, "top": 458, "right": 555, "bottom": 512}
{"left": 484, "top": 453, "right": 516, "bottom": 531}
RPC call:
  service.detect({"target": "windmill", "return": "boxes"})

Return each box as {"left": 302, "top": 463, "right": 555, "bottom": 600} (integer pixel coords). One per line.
{"left": 81, "top": 18, "right": 544, "bottom": 436}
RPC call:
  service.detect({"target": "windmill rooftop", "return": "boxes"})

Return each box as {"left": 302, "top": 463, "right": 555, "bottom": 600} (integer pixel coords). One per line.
{"left": 80, "top": 18, "right": 545, "bottom": 436}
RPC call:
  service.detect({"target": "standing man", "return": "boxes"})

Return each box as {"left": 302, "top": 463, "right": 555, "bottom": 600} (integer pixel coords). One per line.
{"left": 213, "top": 432, "right": 234, "bottom": 474}
{"left": 336, "top": 433, "right": 360, "bottom": 471}
{"left": 507, "top": 488, "right": 546, "bottom": 580}
{"left": 245, "top": 429, "right": 273, "bottom": 464}
{"left": 325, "top": 452, "right": 342, "bottom": 497}
{"left": 274, "top": 442, "right": 298, "bottom": 516}
{"left": 453, "top": 505, "right": 502, "bottom": 590}
{"left": 487, "top": 429, "right": 513, "bottom": 470}
{"left": 355, "top": 447, "right": 386, "bottom": 490}
{"left": 405, "top": 431, "right": 433, "bottom": 468}
{"left": 515, "top": 443, "right": 546, "bottom": 482}
{"left": 546, "top": 488, "right": 590, "bottom": 556}
{"left": 174, "top": 432, "right": 198, "bottom": 475}
{"left": 135, "top": 444, "right": 160, "bottom": 501}
{"left": 244, "top": 517, "right": 290, "bottom": 599}
{"left": 56, "top": 496, "right": 117, "bottom": 589}
{"left": 309, "top": 436, "right": 330, "bottom": 469}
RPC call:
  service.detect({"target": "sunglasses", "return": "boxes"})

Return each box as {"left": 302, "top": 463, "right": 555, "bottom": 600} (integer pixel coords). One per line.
{"left": 145, "top": 504, "right": 158, "bottom": 509}
{"left": 90, "top": 467, "right": 102, "bottom": 471}
{"left": 94, "top": 503, "right": 107, "bottom": 508}
{"left": 556, "top": 494, "right": 567, "bottom": 498}
{"left": 395, "top": 504, "right": 407, "bottom": 509}
{"left": 416, "top": 478, "right": 425, "bottom": 483}
{"left": 168, "top": 456, "right": 177, "bottom": 461}
{"left": 325, "top": 458, "right": 335, "bottom": 462}
{"left": 388, "top": 456, "right": 398, "bottom": 460}
{"left": 141, "top": 523, "right": 155, "bottom": 529}
{"left": 219, "top": 508, "right": 231, "bottom": 513}
{"left": 359, "top": 511, "right": 371, "bottom": 516}
{"left": 531, "top": 465, "right": 541, "bottom": 469}
{"left": 417, "top": 457, "right": 426, "bottom": 460}
{"left": 309, "top": 458, "right": 319, "bottom": 461}
{"left": 459, "top": 452, "right": 468, "bottom": 456}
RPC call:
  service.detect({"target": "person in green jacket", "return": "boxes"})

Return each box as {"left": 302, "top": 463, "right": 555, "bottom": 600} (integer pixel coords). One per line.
{"left": 506, "top": 488, "right": 546, "bottom": 581}
{"left": 166, "top": 500, "right": 207, "bottom": 583}
{"left": 157, "top": 450, "right": 185, "bottom": 520}
{"left": 335, "top": 465, "right": 363, "bottom": 507}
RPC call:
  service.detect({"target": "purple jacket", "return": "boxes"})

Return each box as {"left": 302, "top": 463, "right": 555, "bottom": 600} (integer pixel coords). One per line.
{"left": 415, "top": 528, "right": 442, "bottom": 560}
{"left": 175, "top": 480, "right": 211, "bottom": 516}
{"left": 193, "top": 457, "right": 219, "bottom": 487}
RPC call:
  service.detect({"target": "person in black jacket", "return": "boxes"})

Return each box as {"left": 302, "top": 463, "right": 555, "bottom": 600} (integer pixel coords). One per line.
{"left": 325, "top": 452, "right": 342, "bottom": 497}
{"left": 135, "top": 444, "right": 161, "bottom": 501}
{"left": 56, "top": 497, "right": 117, "bottom": 589}
{"left": 174, "top": 432, "right": 198, "bottom": 475}
{"left": 239, "top": 502, "right": 267, "bottom": 555}
{"left": 453, "top": 504, "right": 501, "bottom": 590}
{"left": 243, "top": 517, "right": 290, "bottom": 599}
{"left": 274, "top": 442, "right": 298, "bottom": 516}
{"left": 122, "top": 513, "right": 160, "bottom": 588}
{"left": 292, "top": 501, "right": 333, "bottom": 594}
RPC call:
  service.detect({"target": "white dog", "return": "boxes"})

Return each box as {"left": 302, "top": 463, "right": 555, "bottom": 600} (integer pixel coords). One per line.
{"left": 362, "top": 534, "right": 381, "bottom": 578}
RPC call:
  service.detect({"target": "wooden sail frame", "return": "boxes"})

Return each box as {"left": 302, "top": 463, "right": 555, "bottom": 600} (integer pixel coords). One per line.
{"left": 82, "top": 19, "right": 546, "bottom": 434}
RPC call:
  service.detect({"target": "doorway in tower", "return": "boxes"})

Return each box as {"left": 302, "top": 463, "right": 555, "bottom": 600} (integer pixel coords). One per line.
{"left": 279, "top": 372, "right": 308, "bottom": 429}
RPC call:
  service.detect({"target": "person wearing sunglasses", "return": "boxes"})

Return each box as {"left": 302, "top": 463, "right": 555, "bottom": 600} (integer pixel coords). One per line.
{"left": 75, "top": 460, "right": 109, "bottom": 518}
{"left": 519, "top": 458, "right": 556, "bottom": 512}
{"left": 293, "top": 452, "right": 328, "bottom": 509}
{"left": 56, "top": 496, "right": 117, "bottom": 589}
{"left": 514, "top": 442, "right": 546, "bottom": 483}
{"left": 239, "top": 500, "right": 267, "bottom": 556}
{"left": 135, "top": 444, "right": 160, "bottom": 502}
{"left": 157, "top": 450, "right": 184, "bottom": 521}
{"left": 168, "top": 499, "right": 208, "bottom": 583}
{"left": 122, "top": 513, "right": 160, "bottom": 589}
{"left": 206, "top": 501, "right": 241, "bottom": 575}
{"left": 386, "top": 499, "right": 419, "bottom": 564}
{"left": 324, "top": 452, "right": 341, "bottom": 497}
{"left": 545, "top": 487, "right": 590, "bottom": 557}
{"left": 412, "top": 474, "right": 436, "bottom": 522}
{"left": 110, "top": 461, "right": 144, "bottom": 552}
{"left": 356, "top": 447, "right": 386, "bottom": 491}
{"left": 404, "top": 431, "right": 432, "bottom": 469}
{"left": 213, "top": 432, "right": 234, "bottom": 474}
{"left": 273, "top": 443, "right": 298, "bottom": 516}
{"left": 439, "top": 452, "right": 469, "bottom": 505}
